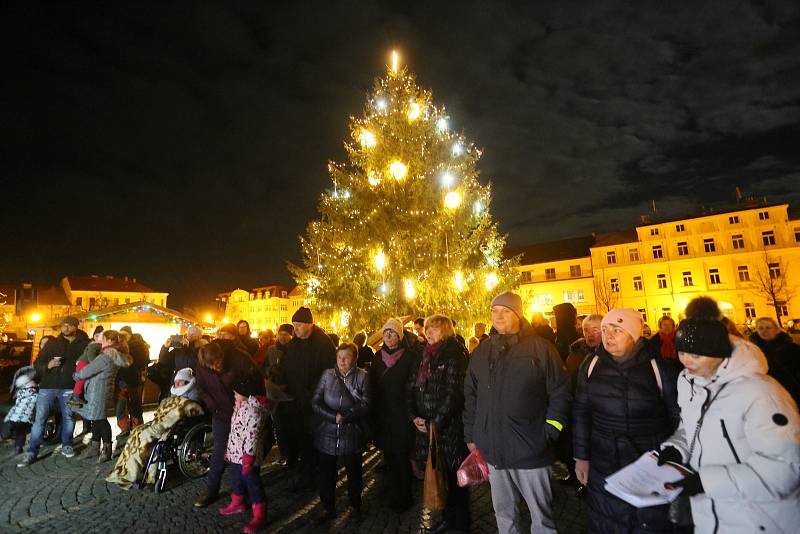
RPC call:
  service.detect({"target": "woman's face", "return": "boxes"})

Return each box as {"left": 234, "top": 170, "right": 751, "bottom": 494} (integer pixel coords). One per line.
{"left": 337, "top": 349, "right": 357, "bottom": 375}
{"left": 382, "top": 330, "right": 400, "bottom": 349}
{"left": 426, "top": 325, "right": 444, "bottom": 345}
{"left": 174, "top": 379, "right": 188, "bottom": 388}
{"left": 679, "top": 352, "right": 724, "bottom": 379}
{"left": 602, "top": 324, "right": 636, "bottom": 357}
{"left": 756, "top": 320, "right": 779, "bottom": 341}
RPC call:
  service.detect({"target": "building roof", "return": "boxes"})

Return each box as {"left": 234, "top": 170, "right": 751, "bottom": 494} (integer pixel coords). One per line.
{"left": 509, "top": 235, "right": 594, "bottom": 265}
{"left": 635, "top": 202, "right": 788, "bottom": 228}
{"left": 592, "top": 229, "right": 639, "bottom": 247}
{"left": 65, "top": 275, "right": 158, "bottom": 293}
{"left": 36, "top": 286, "right": 70, "bottom": 306}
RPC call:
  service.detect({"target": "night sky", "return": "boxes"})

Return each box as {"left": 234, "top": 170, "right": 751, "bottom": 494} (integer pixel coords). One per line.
{"left": 5, "top": 1, "right": 800, "bottom": 310}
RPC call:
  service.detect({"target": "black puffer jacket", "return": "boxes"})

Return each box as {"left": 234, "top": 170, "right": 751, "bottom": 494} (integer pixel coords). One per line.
{"left": 464, "top": 321, "right": 571, "bottom": 469}
{"left": 572, "top": 340, "right": 680, "bottom": 532}
{"left": 312, "top": 367, "right": 371, "bottom": 456}
{"left": 749, "top": 331, "right": 800, "bottom": 405}
{"left": 369, "top": 335, "right": 421, "bottom": 454}
{"left": 407, "top": 337, "right": 469, "bottom": 470}
{"left": 34, "top": 330, "right": 90, "bottom": 389}
{"left": 274, "top": 325, "right": 336, "bottom": 412}
{"left": 118, "top": 336, "right": 149, "bottom": 387}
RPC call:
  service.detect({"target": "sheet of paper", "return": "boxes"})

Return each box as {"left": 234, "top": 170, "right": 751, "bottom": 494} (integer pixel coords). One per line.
{"left": 604, "top": 451, "right": 691, "bottom": 508}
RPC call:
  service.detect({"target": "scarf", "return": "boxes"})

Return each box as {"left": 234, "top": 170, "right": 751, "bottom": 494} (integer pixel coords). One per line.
{"left": 381, "top": 346, "right": 405, "bottom": 369}
{"left": 659, "top": 332, "right": 677, "bottom": 359}
{"left": 416, "top": 340, "right": 445, "bottom": 385}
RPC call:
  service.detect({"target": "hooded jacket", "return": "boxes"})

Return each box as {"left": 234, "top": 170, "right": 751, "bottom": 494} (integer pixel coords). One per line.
{"left": 225, "top": 395, "right": 269, "bottom": 465}
{"left": 749, "top": 331, "right": 800, "bottom": 405}
{"left": 74, "top": 347, "right": 133, "bottom": 420}
{"left": 661, "top": 337, "right": 800, "bottom": 534}
{"left": 33, "top": 330, "right": 90, "bottom": 389}
{"left": 464, "top": 319, "right": 571, "bottom": 469}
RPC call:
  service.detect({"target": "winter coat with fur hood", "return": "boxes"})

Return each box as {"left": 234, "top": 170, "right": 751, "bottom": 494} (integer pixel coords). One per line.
{"left": 74, "top": 347, "right": 132, "bottom": 420}
{"left": 661, "top": 337, "right": 800, "bottom": 534}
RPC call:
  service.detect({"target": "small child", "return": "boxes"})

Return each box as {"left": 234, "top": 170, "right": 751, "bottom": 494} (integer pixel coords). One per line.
{"left": 2, "top": 366, "right": 38, "bottom": 454}
{"left": 219, "top": 373, "right": 269, "bottom": 533}
{"left": 67, "top": 326, "right": 104, "bottom": 409}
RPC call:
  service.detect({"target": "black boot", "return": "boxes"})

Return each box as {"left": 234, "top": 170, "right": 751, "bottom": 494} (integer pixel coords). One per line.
{"left": 193, "top": 488, "right": 219, "bottom": 508}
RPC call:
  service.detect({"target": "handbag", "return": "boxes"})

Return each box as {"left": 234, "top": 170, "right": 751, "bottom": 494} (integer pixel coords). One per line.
{"left": 423, "top": 422, "right": 448, "bottom": 511}
{"left": 669, "top": 383, "right": 728, "bottom": 526}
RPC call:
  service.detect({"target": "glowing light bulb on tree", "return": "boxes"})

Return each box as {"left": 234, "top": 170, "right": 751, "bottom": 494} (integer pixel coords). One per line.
{"left": 484, "top": 272, "right": 499, "bottom": 291}
{"left": 404, "top": 279, "right": 416, "bottom": 299}
{"left": 444, "top": 191, "right": 462, "bottom": 209}
{"left": 367, "top": 172, "right": 381, "bottom": 187}
{"left": 454, "top": 271, "right": 464, "bottom": 292}
{"left": 452, "top": 143, "right": 463, "bottom": 156}
{"left": 407, "top": 101, "right": 422, "bottom": 121}
{"left": 374, "top": 250, "right": 386, "bottom": 272}
{"left": 359, "top": 129, "right": 377, "bottom": 148}
{"left": 391, "top": 50, "right": 399, "bottom": 74}
{"left": 375, "top": 98, "right": 387, "bottom": 111}
{"left": 389, "top": 160, "right": 408, "bottom": 181}
{"left": 437, "top": 117, "right": 448, "bottom": 132}
{"left": 441, "top": 172, "right": 455, "bottom": 188}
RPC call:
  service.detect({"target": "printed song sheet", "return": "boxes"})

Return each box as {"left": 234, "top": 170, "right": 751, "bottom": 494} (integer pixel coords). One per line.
{"left": 604, "top": 451, "right": 692, "bottom": 507}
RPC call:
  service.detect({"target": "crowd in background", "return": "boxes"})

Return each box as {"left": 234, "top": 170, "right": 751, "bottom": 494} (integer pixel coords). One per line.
{"left": 3, "top": 293, "right": 799, "bottom": 534}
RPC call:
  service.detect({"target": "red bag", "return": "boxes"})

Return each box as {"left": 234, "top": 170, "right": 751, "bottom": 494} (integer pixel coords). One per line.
{"left": 456, "top": 447, "right": 490, "bottom": 487}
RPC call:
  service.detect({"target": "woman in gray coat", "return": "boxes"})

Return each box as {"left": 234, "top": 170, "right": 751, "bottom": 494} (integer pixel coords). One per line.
{"left": 312, "top": 343, "right": 371, "bottom": 522}
{"left": 74, "top": 330, "right": 132, "bottom": 462}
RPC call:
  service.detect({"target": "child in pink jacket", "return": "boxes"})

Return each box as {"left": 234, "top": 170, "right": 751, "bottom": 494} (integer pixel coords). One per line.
{"left": 219, "top": 373, "right": 269, "bottom": 533}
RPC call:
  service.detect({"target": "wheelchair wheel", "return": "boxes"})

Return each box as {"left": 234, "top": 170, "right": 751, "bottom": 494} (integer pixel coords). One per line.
{"left": 154, "top": 468, "right": 167, "bottom": 494}
{"left": 178, "top": 423, "right": 213, "bottom": 479}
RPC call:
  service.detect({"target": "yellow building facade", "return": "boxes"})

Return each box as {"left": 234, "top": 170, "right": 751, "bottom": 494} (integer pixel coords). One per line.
{"left": 518, "top": 204, "right": 800, "bottom": 328}
{"left": 218, "top": 285, "right": 306, "bottom": 332}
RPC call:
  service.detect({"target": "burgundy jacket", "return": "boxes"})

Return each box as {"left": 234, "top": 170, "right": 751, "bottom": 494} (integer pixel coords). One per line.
{"left": 195, "top": 340, "right": 263, "bottom": 421}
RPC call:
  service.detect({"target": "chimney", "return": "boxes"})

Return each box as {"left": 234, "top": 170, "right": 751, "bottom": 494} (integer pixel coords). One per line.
{"left": 132, "top": 277, "right": 137, "bottom": 283}
{"left": 124, "top": 276, "right": 128, "bottom": 281}
{"left": 640, "top": 215, "right": 651, "bottom": 225}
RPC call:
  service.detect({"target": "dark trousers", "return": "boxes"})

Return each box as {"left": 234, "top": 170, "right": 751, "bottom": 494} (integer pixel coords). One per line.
{"left": 282, "top": 402, "right": 316, "bottom": 481}
{"left": 230, "top": 463, "right": 266, "bottom": 504}
{"left": 1, "top": 421, "right": 31, "bottom": 449}
{"left": 207, "top": 417, "right": 231, "bottom": 492}
{"left": 318, "top": 451, "right": 363, "bottom": 511}
{"left": 91, "top": 419, "right": 112, "bottom": 445}
{"left": 273, "top": 404, "right": 290, "bottom": 460}
{"left": 115, "top": 383, "right": 143, "bottom": 431}
{"left": 443, "top": 465, "right": 471, "bottom": 530}
{"left": 383, "top": 449, "right": 413, "bottom": 510}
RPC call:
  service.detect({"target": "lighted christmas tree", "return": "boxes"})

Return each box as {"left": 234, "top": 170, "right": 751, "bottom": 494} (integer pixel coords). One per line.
{"left": 290, "top": 52, "right": 518, "bottom": 335}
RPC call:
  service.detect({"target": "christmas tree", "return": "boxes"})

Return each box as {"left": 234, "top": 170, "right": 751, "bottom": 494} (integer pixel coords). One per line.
{"left": 290, "top": 52, "right": 518, "bottom": 335}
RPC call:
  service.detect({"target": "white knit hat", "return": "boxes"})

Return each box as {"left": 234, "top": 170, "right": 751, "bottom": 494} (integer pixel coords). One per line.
{"left": 381, "top": 318, "right": 404, "bottom": 338}
{"left": 601, "top": 308, "right": 644, "bottom": 342}
{"left": 174, "top": 368, "right": 195, "bottom": 384}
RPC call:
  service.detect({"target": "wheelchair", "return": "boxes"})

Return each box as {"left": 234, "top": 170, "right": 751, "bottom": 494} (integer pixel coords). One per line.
{"left": 138, "top": 414, "right": 213, "bottom": 493}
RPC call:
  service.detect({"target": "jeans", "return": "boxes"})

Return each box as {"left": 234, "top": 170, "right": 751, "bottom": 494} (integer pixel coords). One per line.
{"left": 206, "top": 417, "right": 231, "bottom": 493}
{"left": 318, "top": 451, "right": 363, "bottom": 511}
{"left": 28, "top": 388, "right": 75, "bottom": 455}
{"left": 230, "top": 463, "right": 265, "bottom": 503}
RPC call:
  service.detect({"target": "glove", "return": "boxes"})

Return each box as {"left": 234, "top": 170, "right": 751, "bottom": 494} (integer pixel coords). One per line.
{"left": 657, "top": 446, "right": 683, "bottom": 466}
{"left": 544, "top": 423, "right": 561, "bottom": 443}
{"left": 666, "top": 472, "right": 704, "bottom": 496}
{"left": 241, "top": 453, "right": 254, "bottom": 476}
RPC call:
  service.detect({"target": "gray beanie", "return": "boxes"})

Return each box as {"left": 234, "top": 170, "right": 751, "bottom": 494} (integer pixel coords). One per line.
{"left": 491, "top": 291, "right": 524, "bottom": 319}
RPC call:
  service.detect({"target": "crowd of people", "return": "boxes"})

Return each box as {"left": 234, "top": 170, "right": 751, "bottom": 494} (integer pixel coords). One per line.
{"left": 3, "top": 294, "right": 799, "bottom": 534}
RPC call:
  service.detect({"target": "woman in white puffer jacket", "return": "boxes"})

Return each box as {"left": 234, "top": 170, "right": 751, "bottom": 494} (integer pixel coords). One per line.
{"left": 659, "top": 312, "right": 800, "bottom": 534}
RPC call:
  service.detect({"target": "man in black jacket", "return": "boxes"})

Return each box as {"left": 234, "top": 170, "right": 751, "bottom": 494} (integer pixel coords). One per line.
{"left": 18, "top": 316, "right": 90, "bottom": 466}
{"left": 115, "top": 327, "right": 149, "bottom": 434}
{"left": 464, "top": 292, "right": 571, "bottom": 533}
{"left": 273, "top": 306, "right": 335, "bottom": 489}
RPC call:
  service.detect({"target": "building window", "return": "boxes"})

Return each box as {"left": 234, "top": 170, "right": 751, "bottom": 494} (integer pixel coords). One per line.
{"left": 758, "top": 211, "right": 769, "bottom": 220}
{"left": 75, "top": 297, "right": 83, "bottom": 307}
{"left": 744, "top": 303, "right": 756, "bottom": 319}
{"left": 520, "top": 271, "right": 531, "bottom": 283}
{"left": 607, "top": 251, "right": 617, "bottom": 264}
{"left": 762, "top": 231, "right": 776, "bottom": 246}
{"left": 125, "top": 298, "right": 130, "bottom": 304}
{"left": 113, "top": 298, "right": 119, "bottom": 306}
{"left": 534, "top": 294, "right": 553, "bottom": 307}
{"left": 769, "top": 262, "right": 781, "bottom": 279}
{"left": 795, "top": 228, "right": 800, "bottom": 242}
{"left": 677, "top": 242, "right": 689, "bottom": 256}
{"left": 652, "top": 245, "right": 663, "bottom": 259}
{"left": 657, "top": 274, "right": 668, "bottom": 289}
{"left": 545, "top": 268, "right": 556, "bottom": 280}
{"left": 729, "top": 215, "right": 740, "bottom": 224}
{"left": 683, "top": 271, "right": 694, "bottom": 286}
{"left": 709, "top": 268, "right": 721, "bottom": 284}
{"left": 732, "top": 234, "right": 744, "bottom": 249}
{"left": 610, "top": 278, "right": 620, "bottom": 292}
{"left": 704, "top": 238, "right": 716, "bottom": 253}
{"left": 89, "top": 297, "right": 96, "bottom": 309}
{"left": 650, "top": 228, "right": 659, "bottom": 236}
{"left": 778, "top": 304, "right": 789, "bottom": 317}
{"left": 633, "top": 276, "right": 643, "bottom": 291}
{"left": 629, "top": 248, "right": 640, "bottom": 262}
{"left": 738, "top": 265, "right": 750, "bottom": 281}
{"left": 637, "top": 308, "right": 648, "bottom": 323}
{"left": 662, "top": 307, "right": 672, "bottom": 317}
{"left": 562, "top": 290, "right": 585, "bottom": 303}
{"left": 569, "top": 265, "right": 582, "bottom": 277}
{"left": 675, "top": 224, "right": 685, "bottom": 232}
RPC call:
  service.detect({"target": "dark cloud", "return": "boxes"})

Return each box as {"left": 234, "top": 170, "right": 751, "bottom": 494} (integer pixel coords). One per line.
{"left": 3, "top": 0, "right": 799, "bottom": 308}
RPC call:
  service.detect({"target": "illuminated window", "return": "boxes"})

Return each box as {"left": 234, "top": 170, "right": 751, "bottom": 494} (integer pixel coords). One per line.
{"left": 662, "top": 307, "right": 672, "bottom": 317}
{"left": 769, "top": 262, "right": 781, "bottom": 279}
{"left": 652, "top": 245, "right": 663, "bottom": 259}
{"left": 683, "top": 271, "right": 693, "bottom": 287}
{"left": 569, "top": 265, "right": 582, "bottom": 277}
{"left": 607, "top": 251, "right": 617, "bottom": 264}
{"left": 520, "top": 271, "right": 532, "bottom": 283}
{"left": 545, "top": 268, "right": 556, "bottom": 280}
{"left": 633, "top": 276, "right": 643, "bottom": 291}
{"left": 637, "top": 308, "right": 648, "bottom": 323}
{"left": 629, "top": 248, "right": 640, "bottom": 262}
{"left": 704, "top": 238, "right": 716, "bottom": 253}
{"left": 744, "top": 303, "right": 756, "bottom": 319}
{"left": 762, "top": 231, "right": 776, "bottom": 246}
{"left": 758, "top": 211, "right": 769, "bottom": 220}
{"left": 729, "top": 215, "right": 739, "bottom": 224}
{"left": 709, "top": 268, "right": 721, "bottom": 285}
{"left": 76, "top": 297, "right": 83, "bottom": 307}
{"left": 778, "top": 304, "right": 789, "bottom": 317}
{"left": 562, "top": 290, "right": 585, "bottom": 303}
{"left": 677, "top": 242, "right": 688, "bottom": 256}
{"left": 610, "top": 278, "right": 620, "bottom": 292}
{"left": 675, "top": 224, "right": 685, "bottom": 232}
{"left": 650, "top": 228, "right": 659, "bottom": 236}
{"left": 737, "top": 265, "right": 750, "bottom": 281}
{"left": 657, "top": 274, "right": 667, "bottom": 289}
{"left": 732, "top": 234, "right": 744, "bottom": 249}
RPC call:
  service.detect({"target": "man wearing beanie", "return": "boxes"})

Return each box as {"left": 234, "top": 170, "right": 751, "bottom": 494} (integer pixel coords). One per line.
{"left": 272, "top": 306, "right": 335, "bottom": 490}
{"left": 464, "top": 291, "right": 571, "bottom": 533}
{"left": 20, "top": 316, "right": 89, "bottom": 466}
{"left": 657, "top": 296, "right": 800, "bottom": 533}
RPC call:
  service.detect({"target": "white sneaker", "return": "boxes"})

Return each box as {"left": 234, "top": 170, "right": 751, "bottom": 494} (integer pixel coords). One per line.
{"left": 61, "top": 445, "right": 75, "bottom": 458}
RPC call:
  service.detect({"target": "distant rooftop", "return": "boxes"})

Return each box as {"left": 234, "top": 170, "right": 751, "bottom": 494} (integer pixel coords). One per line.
{"left": 636, "top": 202, "right": 788, "bottom": 228}
{"left": 65, "top": 275, "right": 158, "bottom": 293}
{"left": 509, "top": 235, "right": 595, "bottom": 264}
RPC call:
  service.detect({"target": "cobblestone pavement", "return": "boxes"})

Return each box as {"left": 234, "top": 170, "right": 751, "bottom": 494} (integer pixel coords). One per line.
{"left": 0, "top": 435, "right": 586, "bottom": 533}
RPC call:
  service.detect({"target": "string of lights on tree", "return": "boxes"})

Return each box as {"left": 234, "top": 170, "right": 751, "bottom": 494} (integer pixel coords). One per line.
{"left": 290, "top": 51, "right": 519, "bottom": 334}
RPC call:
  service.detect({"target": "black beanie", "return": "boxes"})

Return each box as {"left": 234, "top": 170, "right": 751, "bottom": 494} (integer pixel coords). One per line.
{"left": 674, "top": 318, "right": 732, "bottom": 358}
{"left": 92, "top": 325, "right": 105, "bottom": 337}
{"left": 291, "top": 307, "right": 313, "bottom": 324}
{"left": 233, "top": 372, "right": 265, "bottom": 398}
{"left": 278, "top": 323, "right": 294, "bottom": 335}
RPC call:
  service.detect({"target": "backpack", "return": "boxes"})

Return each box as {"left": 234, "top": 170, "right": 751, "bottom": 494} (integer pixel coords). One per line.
{"left": 586, "top": 355, "right": 663, "bottom": 395}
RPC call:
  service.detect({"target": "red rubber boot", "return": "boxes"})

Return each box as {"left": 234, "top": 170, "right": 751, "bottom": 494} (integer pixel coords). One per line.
{"left": 242, "top": 502, "right": 267, "bottom": 533}
{"left": 219, "top": 493, "right": 247, "bottom": 515}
